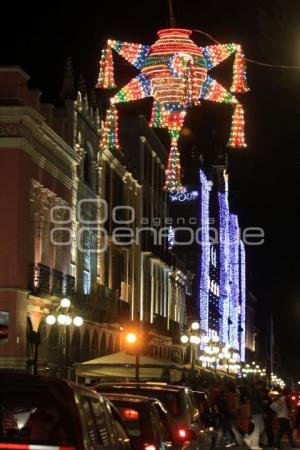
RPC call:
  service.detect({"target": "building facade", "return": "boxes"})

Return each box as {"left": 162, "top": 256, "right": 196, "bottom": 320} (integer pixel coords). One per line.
{"left": 0, "top": 65, "right": 189, "bottom": 374}
{"left": 198, "top": 164, "right": 246, "bottom": 364}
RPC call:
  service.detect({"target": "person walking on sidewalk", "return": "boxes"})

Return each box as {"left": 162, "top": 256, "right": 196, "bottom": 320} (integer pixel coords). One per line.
{"left": 244, "top": 380, "right": 266, "bottom": 450}
{"left": 270, "top": 389, "right": 296, "bottom": 450}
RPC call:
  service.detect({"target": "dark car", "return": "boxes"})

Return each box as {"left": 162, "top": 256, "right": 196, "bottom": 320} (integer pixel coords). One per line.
{"left": 96, "top": 382, "right": 211, "bottom": 450}
{"left": 192, "top": 391, "right": 217, "bottom": 429}
{"left": 103, "top": 392, "right": 180, "bottom": 450}
{"left": 0, "top": 371, "right": 133, "bottom": 450}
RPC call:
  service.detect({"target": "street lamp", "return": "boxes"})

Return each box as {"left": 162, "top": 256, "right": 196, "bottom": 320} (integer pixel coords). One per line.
{"left": 46, "top": 298, "right": 83, "bottom": 378}
{"left": 124, "top": 331, "right": 140, "bottom": 382}
{"left": 180, "top": 322, "right": 201, "bottom": 369}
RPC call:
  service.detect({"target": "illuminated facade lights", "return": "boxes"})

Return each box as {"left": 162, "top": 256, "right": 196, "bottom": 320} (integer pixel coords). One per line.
{"left": 199, "top": 169, "right": 210, "bottom": 335}
{"left": 197, "top": 169, "right": 246, "bottom": 363}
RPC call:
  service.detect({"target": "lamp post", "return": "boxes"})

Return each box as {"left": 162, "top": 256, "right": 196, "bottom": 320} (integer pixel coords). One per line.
{"left": 180, "top": 321, "right": 201, "bottom": 369}
{"left": 46, "top": 297, "right": 83, "bottom": 378}
{"left": 125, "top": 331, "right": 140, "bottom": 382}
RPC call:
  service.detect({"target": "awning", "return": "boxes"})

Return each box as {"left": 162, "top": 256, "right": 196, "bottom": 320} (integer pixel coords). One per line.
{"left": 75, "top": 351, "right": 184, "bottom": 381}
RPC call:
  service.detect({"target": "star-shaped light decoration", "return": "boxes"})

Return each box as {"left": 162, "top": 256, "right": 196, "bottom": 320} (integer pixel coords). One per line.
{"left": 97, "top": 28, "right": 249, "bottom": 192}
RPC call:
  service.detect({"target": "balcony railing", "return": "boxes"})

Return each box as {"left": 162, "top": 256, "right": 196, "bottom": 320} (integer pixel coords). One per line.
{"left": 75, "top": 285, "right": 123, "bottom": 323}
{"left": 28, "top": 263, "right": 51, "bottom": 295}
{"left": 152, "top": 314, "right": 180, "bottom": 339}
{"left": 50, "top": 269, "right": 64, "bottom": 297}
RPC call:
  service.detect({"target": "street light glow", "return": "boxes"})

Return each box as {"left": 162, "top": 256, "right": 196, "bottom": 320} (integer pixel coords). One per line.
{"left": 189, "top": 335, "right": 200, "bottom": 344}
{"left": 57, "top": 314, "right": 67, "bottom": 325}
{"left": 60, "top": 298, "right": 71, "bottom": 308}
{"left": 180, "top": 334, "right": 189, "bottom": 344}
{"left": 125, "top": 332, "right": 137, "bottom": 344}
{"left": 65, "top": 315, "right": 72, "bottom": 326}
{"left": 191, "top": 321, "right": 200, "bottom": 330}
{"left": 73, "top": 316, "right": 84, "bottom": 327}
{"left": 46, "top": 314, "right": 56, "bottom": 325}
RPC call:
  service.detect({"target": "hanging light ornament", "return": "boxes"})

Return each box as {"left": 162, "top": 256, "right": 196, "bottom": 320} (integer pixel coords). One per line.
{"left": 97, "top": 29, "right": 249, "bottom": 191}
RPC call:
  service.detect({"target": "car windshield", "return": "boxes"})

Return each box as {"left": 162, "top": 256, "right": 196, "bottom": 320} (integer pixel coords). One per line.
{"left": 0, "top": 387, "right": 75, "bottom": 446}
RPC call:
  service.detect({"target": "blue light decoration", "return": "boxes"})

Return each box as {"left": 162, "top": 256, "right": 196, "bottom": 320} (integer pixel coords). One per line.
{"left": 240, "top": 240, "right": 246, "bottom": 361}
{"left": 229, "top": 214, "right": 240, "bottom": 350}
{"left": 168, "top": 226, "right": 175, "bottom": 249}
{"left": 199, "top": 170, "right": 210, "bottom": 335}
{"left": 218, "top": 179, "right": 230, "bottom": 345}
{"left": 169, "top": 187, "right": 199, "bottom": 202}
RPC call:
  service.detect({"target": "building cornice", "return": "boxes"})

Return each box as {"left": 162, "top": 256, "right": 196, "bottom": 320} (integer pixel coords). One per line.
{"left": 0, "top": 137, "right": 74, "bottom": 189}
{"left": 0, "top": 107, "right": 81, "bottom": 165}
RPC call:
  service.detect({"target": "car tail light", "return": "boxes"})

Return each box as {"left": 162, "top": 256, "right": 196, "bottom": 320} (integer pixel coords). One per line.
{"left": 292, "top": 396, "right": 296, "bottom": 401}
{"left": 178, "top": 429, "right": 187, "bottom": 439}
{"left": 144, "top": 445, "right": 156, "bottom": 450}
{"left": 121, "top": 408, "right": 139, "bottom": 419}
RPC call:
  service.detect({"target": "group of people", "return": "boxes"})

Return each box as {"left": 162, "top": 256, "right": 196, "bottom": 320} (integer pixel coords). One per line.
{"left": 206, "top": 379, "right": 298, "bottom": 450}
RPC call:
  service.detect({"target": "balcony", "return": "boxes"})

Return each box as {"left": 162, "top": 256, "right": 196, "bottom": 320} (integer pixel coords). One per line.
{"left": 75, "top": 285, "right": 125, "bottom": 324}
{"left": 64, "top": 274, "right": 75, "bottom": 298}
{"left": 28, "top": 263, "right": 51, "bottom": 295}
{"left": 50, "top": 269, "right": 63, "bottom": 297}
{"left": 152, "top": 314, "right": 180, "bottom": 339}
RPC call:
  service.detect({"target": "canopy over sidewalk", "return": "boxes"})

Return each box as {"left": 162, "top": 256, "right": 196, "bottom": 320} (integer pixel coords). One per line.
{"left": 75, "top": 351, "right": 185, "bottom": 381}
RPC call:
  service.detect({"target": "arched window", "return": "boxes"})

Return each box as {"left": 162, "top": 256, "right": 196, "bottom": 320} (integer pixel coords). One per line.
{"left": 81, "top": 329, "right": 90, "bottom": 362}
{"left": 83, "top": 142, "right": 96, "bottom": 190}
{"left": 100, "top": 333, "right": 107, "bottom": 356}
{"left": 47, "top": 324, "right": 59, "bottom": 364}
{"left": 70, "top": 327, "right": 81, "bottom": 364}
{"left": 38, "top": 318, "right": 48, "bottom": 363}
{"left": 26, "top": 317, "right": 33, "bottom": 359}
{"left": 90, "top": 331, "right": 99, "bottom": 359}
{"left": 107, "top": 334, "right": 113, "bottom": 355}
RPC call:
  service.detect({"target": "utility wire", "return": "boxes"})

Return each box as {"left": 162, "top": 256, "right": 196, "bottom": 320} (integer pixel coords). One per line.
{"left": 193, "top": 29, "right": 300, "bottom": 70}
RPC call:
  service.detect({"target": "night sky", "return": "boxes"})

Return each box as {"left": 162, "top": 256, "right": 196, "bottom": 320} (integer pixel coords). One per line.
{"left": 2, "top": 0, "right": 300, "bottom": 378}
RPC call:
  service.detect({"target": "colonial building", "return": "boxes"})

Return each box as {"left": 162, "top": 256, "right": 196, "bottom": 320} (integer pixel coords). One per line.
{"left": 0, "top": 65, "right": 189, "bottom": 375}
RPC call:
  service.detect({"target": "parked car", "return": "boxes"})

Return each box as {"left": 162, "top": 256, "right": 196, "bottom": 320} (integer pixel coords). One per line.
{"left": 0, "top": 371, "right": 133, "bottom": 450}
{"left": 192, "top": 391, "right": 217, "bottom": 429}
{"left": 96, "top": 382, "right": 211, "bottom": 450}
{"left": 103, "top": 392, "right": 180, "bottom": 450}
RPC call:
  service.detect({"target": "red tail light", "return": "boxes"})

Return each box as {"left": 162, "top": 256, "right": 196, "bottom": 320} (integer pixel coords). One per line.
{"left": 145, "top": 445, "right": 156, "bottom": 450}
{"left": 121, "top": 408, "right": 139, "bottom": 419}
{"left": 178, "top": 429, "right": 187, "bottom": 439}
{"left": 292, "top": 396, "right": 296, "bottom": 401}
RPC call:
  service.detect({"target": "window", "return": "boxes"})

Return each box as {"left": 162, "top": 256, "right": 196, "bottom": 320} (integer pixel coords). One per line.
{"left": 83, "top": 270, "right": 91, "bottom": 295}
{"left": 0, "top": 388, "right": 75, "bottom": 446}
{"left": 118, "top": 407, "right": 142, "bottom": 437}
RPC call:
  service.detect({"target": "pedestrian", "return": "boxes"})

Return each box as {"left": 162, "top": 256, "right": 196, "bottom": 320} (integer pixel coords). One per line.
{"left": 214, "top": 381, "right": 243, "bottom": 447}
{"left": 262, "top": 387, "right": 275, "bottom": 447}
{"left": 293, "top": 403, "right": 300, "bottom": 440}
{"left": 244, "top": 380, "right": 266, "bottom": 450}
{"left": 270, "top": 389, "right": 296, "bottom": 450}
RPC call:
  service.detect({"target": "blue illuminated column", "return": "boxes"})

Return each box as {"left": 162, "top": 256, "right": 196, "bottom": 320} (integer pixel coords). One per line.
{"left": 218, "top": 180, "right": 230, "bottom": 345}
{"left": 240, "top": 240, "right": 246, "bottom": 362}
{"left": 199, "top": 170, "right": 210, "bottom": 334}
{"left": 229, "top": 214, "right": 240, "bottom": 350}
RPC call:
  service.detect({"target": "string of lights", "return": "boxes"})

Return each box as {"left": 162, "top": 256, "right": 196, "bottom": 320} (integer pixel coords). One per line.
{"left": 193, "top": 29, "right": 300, "bottom": 70}
{"left": 97, "top": 28, "right": 249, "bottom": 191}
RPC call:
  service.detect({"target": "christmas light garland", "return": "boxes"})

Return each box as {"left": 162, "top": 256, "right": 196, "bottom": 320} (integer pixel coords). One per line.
{"left": 240, "top": 240, "right": 246, "bottom": 362}
{"left": 218, "top": 183, "right": 230, "bottom": 345}
{"left": 97, "top": 28, "right": 249, "bottom": 191}
{"left": 199, "top": 169, "right": 210, "bottom": 335}
{"left": 229, "top": 214, "right": 240, "bottom": 350}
